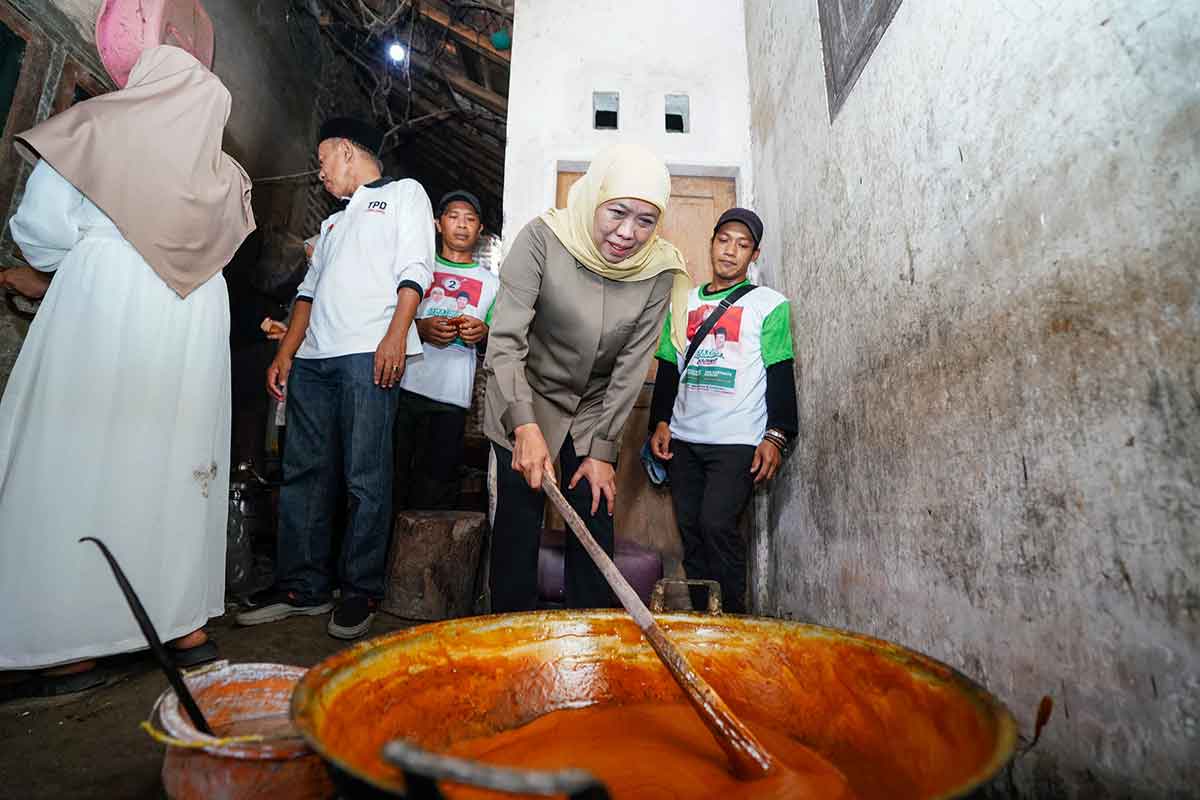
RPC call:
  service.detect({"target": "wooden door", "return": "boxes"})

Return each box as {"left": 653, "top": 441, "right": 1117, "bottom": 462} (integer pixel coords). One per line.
{"left": 549, "top": 173, "right": 737, "bottom": 580}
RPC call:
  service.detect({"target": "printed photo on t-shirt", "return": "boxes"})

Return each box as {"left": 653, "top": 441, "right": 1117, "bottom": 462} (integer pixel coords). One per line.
{"left": 421, "top": 272, "right": 485, "bottom": 318}
{"left": 684, "top": 305, "right": 744, "bottom": 393}
{"left": 419, "top": 271, "right": 486, "bottom": 350}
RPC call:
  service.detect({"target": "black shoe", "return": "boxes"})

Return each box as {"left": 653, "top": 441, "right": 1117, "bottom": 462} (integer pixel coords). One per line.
{"left": 235, "top": 588, "right": 334, "bottom": 626}
{"left": 327, "top": 596, "right": 377, "bottom": 640}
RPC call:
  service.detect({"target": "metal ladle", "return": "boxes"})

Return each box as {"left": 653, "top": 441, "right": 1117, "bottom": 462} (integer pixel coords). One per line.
{"left": 81, "top": 537, "right": 213, "bottom": 735}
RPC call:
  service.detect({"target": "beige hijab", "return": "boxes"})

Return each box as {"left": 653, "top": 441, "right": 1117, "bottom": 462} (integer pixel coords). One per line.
{"left": 541, "top": 144, "right": 691, "bottom": 351}
{"left": 14, "top": 45, "right": 255, "bottom": 298}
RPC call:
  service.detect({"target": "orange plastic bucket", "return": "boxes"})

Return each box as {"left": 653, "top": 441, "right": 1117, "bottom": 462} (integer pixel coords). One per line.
{"left": 151, "top": 661, "right": 332, "bottom": 800}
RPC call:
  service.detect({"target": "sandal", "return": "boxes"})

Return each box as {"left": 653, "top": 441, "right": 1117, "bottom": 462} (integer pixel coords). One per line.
{"left": 169, "top": 640, "right": 219, "bottom": 669}
{"left": 0, "top": 668, "right": 105, "bottom": 703}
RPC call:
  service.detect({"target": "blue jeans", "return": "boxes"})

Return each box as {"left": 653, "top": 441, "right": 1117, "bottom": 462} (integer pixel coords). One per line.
{"left": 276, "top": 354, "right": 400, "bottom": 602}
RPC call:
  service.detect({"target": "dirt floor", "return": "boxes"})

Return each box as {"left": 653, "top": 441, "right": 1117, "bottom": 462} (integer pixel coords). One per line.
{"left": 0, "top": 610, "right": 417, "bottom": 799}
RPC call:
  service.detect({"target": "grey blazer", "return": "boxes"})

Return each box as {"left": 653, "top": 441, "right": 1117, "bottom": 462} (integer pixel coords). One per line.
{"left": 483, "top": 218, "right": 674, "bottom": 463}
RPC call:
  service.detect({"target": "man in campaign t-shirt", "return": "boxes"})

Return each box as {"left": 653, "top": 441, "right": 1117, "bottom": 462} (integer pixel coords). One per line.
{"left": 395, "top": 190, "right": 499, "bottom": 509}
{"left": 648, "top": 208, "right": 798, "bottom": 614}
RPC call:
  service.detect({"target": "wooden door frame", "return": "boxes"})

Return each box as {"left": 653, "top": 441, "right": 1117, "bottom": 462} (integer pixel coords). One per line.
{"left": 552, "top": 159, "right": 746, "bottom": 210}
{"left": 549, "top": 159, "right": 773, "bottom": 616}
{"left": 52, "top": 57, "right": 109, "bottom": 113}
{"left": 0, "top": 2, "right": 52, "bottom": 221}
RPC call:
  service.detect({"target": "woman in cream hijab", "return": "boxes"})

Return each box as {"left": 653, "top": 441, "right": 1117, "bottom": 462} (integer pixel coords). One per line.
{"left": 483, "top": 143, "right": 689, "bottom": 612}
{"left": 0, "top": 46, "right": 254, "bottom": 699}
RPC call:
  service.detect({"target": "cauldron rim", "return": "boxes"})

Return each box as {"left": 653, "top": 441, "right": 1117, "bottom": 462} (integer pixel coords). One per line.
{"left": 291, "top": 610, "right": 1019, "bottom": 799}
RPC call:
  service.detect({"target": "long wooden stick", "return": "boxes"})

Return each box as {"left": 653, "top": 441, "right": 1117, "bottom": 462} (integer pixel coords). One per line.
{"left": 542, "top": 478, "right": 774, "bottom": 780}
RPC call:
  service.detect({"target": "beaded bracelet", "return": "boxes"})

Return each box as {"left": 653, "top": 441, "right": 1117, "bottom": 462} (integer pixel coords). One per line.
{"left": 762, "top": 432, "right": 790, "bottom": 457}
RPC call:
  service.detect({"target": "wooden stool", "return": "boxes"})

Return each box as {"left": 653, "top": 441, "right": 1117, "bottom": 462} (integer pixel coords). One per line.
{"left": 384, "top": 510, "right": 487, "bottom": 620}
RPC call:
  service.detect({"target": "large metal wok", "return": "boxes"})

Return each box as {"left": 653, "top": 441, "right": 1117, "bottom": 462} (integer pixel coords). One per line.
{"left": 291, "top": 609, "right": 1017, "bottom": 799}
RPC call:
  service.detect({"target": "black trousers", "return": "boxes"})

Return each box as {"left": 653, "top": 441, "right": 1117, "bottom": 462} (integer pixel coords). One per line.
{"left": 393, "top": 388, "right": 468, "bottom": 511}
{"left": 230, "top": 341, "right": 273, "bottom": 468}
{"left": 490, "top": 435, "right": 616, "bottom": 612}
{"left": 667, "top": 440, "right": 756, "bottom": 614}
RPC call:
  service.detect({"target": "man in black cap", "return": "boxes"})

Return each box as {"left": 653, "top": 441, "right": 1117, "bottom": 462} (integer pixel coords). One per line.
{"left": 646, "top": 207, "right": 798, "bottom": 614}
{"left": 394, "top": 190, "right": 499, "bottom": 510}
{"left": 238, "top": 118, "right": 435, "bottom": 639}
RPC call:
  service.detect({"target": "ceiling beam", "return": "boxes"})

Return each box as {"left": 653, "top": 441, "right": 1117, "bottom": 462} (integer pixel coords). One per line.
{"left": 396, "top": 88, "right": 506, "bottom": 159}
{"left": 320, "top": 6, "right": 507, "bottom": 117}
{"left": 417, "top": 5, "right": 511, "bottom": 68}
{"left": 415, "top": 123, "right": 504, "bottom": 171}
{"left": 405, "top": 134, "right": 503, "bottom": 187}
{"left": 412, "top": 145, "right": 503, "bottom": 192}
{"left": 408, "top": 147, "right": 501, "bottom": 195}
{"left": 409, "top": 49, "right": 508, "bottom": 116}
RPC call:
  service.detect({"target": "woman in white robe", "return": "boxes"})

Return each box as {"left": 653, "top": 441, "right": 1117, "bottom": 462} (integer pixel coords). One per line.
{"left": 0, "top": 45, "right": 254, "bottom": 697}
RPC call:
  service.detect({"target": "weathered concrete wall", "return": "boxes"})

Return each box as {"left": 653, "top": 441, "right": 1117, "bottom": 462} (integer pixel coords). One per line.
{"left": 504, "top": 0, "right": 754, "bottom": 236}
{"left": 199, "top": 0, "right": 326, "bottom": 290}
{"left": 744, "top": 0, "right": 1198, "bottom": 796}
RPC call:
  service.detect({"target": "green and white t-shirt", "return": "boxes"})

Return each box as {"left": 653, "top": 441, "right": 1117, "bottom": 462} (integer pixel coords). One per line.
{"left": 655, "top": 280, "right": 793, "bottom": 446}
{"left": 400, "top": 256, "right": 499, "bottom": 409}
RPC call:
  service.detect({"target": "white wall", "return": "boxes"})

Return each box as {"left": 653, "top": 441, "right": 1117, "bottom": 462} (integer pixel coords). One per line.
{"left": 503, "top": 0, "right": 754, "bottom": 237}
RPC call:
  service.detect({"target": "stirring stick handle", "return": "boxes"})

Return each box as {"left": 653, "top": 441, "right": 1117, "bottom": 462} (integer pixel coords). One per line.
{"left": 80, "top": 537, "right": 214, "bottom": 735}
{"left": 542, "top": 479, "right": 773, "bottom": 780}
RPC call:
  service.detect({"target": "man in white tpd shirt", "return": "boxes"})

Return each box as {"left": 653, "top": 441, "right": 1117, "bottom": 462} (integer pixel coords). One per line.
{"left": 238, "top": 117, "right": 434, "bottom": 640}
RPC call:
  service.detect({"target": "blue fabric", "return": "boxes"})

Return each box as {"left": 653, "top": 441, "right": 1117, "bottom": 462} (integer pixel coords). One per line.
{"left": 640, "top": 437, "right": 670, "bottom": 487}
{"left": 276, "top": 353, "right": 401, "bottom": 601}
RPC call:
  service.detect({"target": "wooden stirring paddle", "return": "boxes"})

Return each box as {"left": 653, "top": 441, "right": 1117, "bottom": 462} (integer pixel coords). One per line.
{"left": 542, "top": 477, "right": 775, "bottom": 781}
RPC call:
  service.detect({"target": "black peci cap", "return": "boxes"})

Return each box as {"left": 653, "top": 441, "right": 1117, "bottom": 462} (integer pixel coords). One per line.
{"left": 713, "top": 207, "right": 764, "bottom": 248}
{"left": 437, "top": 190, "right": 483, "bottom": 217}
{"left": 318, "top": 117, "right": 384, "bottom": 155}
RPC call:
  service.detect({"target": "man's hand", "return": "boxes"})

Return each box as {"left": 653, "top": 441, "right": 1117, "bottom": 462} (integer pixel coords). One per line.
{"left": 266, "top": 353, "right": 293, "bottom": 402}
{"left": 457, "top": 317, "right": 488, "bottom": 345}
{"left": 650, "top": 421, "right": 673, "bottom": 461}
{"left": 260, "top": 317, "right": 288, "bottom": 341}
{"left": 0, "top": 266, "right": 51, "bottom": 300}
{"left": 513, "top": 423, "right": 554, "bottom": 491}
{"left": 374, "top": 331, "right": 407, "bottom": 388}
{"left": 750, "top": 439, "right": 783, "bottom": 484}
{"left": 569, "top": 457, "right": 617, "bottom": 516}
{"left": 416, "top": 316, "right": 458, "bottom": 346}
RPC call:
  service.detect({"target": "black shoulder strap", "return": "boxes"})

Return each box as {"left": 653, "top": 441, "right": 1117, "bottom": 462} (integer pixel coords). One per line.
{"left": 681, "top": 284, "right": 757, "bottom": 375}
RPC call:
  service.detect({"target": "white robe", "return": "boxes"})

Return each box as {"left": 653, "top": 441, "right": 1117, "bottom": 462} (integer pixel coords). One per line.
{"left": 0, "top": 161, "right": 229, "bottom": 669}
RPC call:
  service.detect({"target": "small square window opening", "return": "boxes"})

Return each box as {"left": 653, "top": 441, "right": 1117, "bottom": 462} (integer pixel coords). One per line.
{"left": 665, "top": 93, "right": 689, "bottom": 133}
{"left": 593, "top": 91, "right": 619, "bottom": 130}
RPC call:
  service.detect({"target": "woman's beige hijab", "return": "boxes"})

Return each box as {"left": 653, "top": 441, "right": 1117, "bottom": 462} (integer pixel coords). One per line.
{"left": 541, "top": 144, "right": 691, "bottom": 350}
{"left": 14, "top": 45, "right": 255, "bottom": 298}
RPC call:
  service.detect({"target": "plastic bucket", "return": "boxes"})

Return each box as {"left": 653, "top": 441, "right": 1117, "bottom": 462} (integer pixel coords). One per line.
{"left": 152, "top": 661, "right": 332, "bottom": 800}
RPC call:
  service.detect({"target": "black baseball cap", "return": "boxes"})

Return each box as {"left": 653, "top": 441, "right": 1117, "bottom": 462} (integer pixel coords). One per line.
{"left": 713, "top": 207, "right": 764, "bottom": 248}
{"left": 437, "top": 190, "right": 483, "bottom": 217}
{"left": 318, "top": 117, "right": 384, "bottom": 155}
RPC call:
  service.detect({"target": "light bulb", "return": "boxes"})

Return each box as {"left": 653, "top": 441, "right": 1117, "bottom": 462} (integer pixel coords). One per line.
{"left": 387, "top": 43, "right": 406, "bottom": 63}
